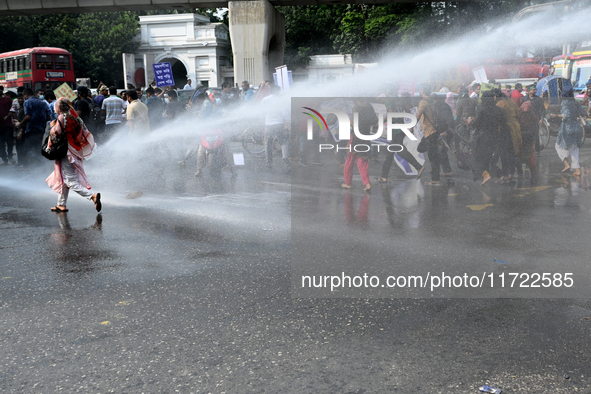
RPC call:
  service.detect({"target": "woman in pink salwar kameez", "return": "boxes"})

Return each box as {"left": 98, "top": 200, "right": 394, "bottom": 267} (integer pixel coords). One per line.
{"left": 46, "top": 97, "right": 101, "bottom": 213}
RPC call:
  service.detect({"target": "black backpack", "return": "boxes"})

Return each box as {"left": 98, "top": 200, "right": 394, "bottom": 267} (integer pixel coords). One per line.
{"left": 431, "top": 99, "right": 454, "bottom": 133}
{"left": 88, "top": 98, "right": 104, "bottom": 126}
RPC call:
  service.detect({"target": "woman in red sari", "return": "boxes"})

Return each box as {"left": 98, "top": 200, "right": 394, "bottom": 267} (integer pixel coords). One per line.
{"left": 45, "top": 97, "right": 101, "bottom": 212}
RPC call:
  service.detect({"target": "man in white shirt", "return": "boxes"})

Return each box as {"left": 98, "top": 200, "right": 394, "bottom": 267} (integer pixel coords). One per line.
{"left": 261, "top": 85, "right": 290, "bottom": 172}
{"left": 183, "top": 79, "right": 193, "bottom": 90}
{"left": 126, "top": 89, "right": 150, "bottom": 134}
{"left": 101, "top": 86, "right": 125, "bottom": 137}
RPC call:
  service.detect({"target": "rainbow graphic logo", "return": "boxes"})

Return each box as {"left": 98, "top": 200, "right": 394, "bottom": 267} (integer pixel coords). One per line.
{"left": 301, "top": 107, "right": 328, "bottom": 132}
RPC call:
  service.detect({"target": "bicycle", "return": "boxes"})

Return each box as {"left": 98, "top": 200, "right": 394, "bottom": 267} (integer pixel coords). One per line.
{"left": 578, "top": 116, "right": 589, "bottom": 146}
{"left": 537, "top": 118, "right": 550, "bottom": 151}
{"left": 241, "top": 124, "right": 283, "bottom": 158}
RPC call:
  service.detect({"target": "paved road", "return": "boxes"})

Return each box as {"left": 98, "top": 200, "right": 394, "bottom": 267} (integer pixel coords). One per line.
{"left": 1, "top": 136, "right": 591, "bottom": 393}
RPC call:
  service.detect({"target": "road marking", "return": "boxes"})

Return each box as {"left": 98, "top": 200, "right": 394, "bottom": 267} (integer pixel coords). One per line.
{"left": 466, "top": 204, "right": 494, "bottom": 211}
{"left": 515, "top": 186, "right": 551, "bottom": 192}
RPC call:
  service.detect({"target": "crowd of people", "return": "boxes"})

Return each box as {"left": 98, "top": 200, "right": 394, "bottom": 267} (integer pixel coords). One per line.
{"left": 0, "top": 79, "right": 269, "bottom": 168}
{"left": 0, "top": 79, "right": 278, "bottom": 212}
{"left": 330, "top": 80, "right": 591, "bottom": 191}
{"left": 1, "top": 77, "right": 590, "bottom": 213}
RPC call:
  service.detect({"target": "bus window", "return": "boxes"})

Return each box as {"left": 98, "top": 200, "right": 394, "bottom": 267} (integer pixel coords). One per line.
{"left": 17, "top": 58, "right": 24, "bottom": 71}
{"left": 54, "top": 55, "right": 70, "bottom": 70}
{"left": 7, "top": 59, "right": 13, "bottom": 72}
{"left": 35, "top": 54, "right": 53, "bottom": 70}
{"left": 25, "top": 55, "right": 31, "bottom": 70}
{"left": 0, "top": 60, "right": 4, "bottom": 73}
{"left": 574, "top": 67, "right": 591, "bottom": 91}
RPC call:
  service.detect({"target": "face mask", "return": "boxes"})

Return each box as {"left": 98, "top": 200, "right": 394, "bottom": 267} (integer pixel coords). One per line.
{"left": 39, "top": 95, "right": 44, "bottom": 100}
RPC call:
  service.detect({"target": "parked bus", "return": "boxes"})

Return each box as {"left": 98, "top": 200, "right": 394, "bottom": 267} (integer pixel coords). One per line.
{"left": 569, "top": 41, "right": 591, "bottom": 92}
{"left": 550, "top": 54, "right": 567, "bottom": 78}
{"left": 551, "top": 41, "right": 591, "bottom": 92}
{"left": 0, "top": 47, "right": 75, "bottom": 92}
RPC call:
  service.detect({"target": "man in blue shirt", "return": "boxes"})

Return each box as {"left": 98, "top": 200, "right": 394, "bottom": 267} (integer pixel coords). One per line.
{"left": 242, "top": 81, "right": 255, "bottom": 102}
{"left": 145, "top": 87, "right": 164, "bottom": 129}
{"left": 94, "top": 85, "right": 108, "bottom": 108}
{"left": 15, "top": 88, "right": 50, "bottom": 167}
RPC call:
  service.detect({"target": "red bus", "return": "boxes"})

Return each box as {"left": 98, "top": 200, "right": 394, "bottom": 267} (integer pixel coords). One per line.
{"left": 0, "top": 47, "right": 75, "bottom": 92}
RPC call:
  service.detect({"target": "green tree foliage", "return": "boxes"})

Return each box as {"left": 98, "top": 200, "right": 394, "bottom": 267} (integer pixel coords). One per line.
{"left": 46, "top": 12, "right": 139, "bottom": 84}
{"left": 0, "top": 12, "right": 139, "bottom": 84}
{"left": 333, "top": 3, "right": 420, "bottom": 61}
{"left": 279, "top": 0, "right": 554, "bottom": 68}
{"left": 278, "top": 5, "right": 348, "bottom": 69}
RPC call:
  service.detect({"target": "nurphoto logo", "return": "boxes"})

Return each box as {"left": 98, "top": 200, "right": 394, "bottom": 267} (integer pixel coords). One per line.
{"left": 301, "top": 107, "right": 418, "bottom": 153}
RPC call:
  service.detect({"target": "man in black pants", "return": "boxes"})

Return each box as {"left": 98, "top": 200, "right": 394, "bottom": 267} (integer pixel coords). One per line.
{"left": 0, "top": 86, "right": 14, "bottom": 165}
{"left": 377, "top": 95, "right": 424, "bottom": 183}
{"left": 14, "top": 88, "right": 50, "bottom": 168}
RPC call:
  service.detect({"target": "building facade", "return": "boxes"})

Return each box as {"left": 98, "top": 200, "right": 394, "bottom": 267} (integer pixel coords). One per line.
{"left": 135, "top": 14, "right": 233, "bottom": 89}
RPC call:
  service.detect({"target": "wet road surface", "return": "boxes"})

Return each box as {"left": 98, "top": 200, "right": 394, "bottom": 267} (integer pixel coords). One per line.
{"left": 1, "top": 139, "right": 591, "bottom": 392}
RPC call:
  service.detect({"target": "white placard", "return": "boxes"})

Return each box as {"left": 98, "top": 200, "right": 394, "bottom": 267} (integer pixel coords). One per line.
{"left": 233, "top": 153, "right": 245, "bottom": 166}
{"left": 472, "top": 67, "right": 488, "bottom": 83}
{"left": 122, "top": 53, "right": 135, "bottom": 88}
{"left": 144, "top": 54, "right": 156, "bottom": 87}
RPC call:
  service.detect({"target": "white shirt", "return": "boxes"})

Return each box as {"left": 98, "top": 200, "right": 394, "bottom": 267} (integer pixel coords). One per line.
{"left": 262, "top": 94, "right": 288, "bottom": 126}
{"left": 102, "top": 96, "right": 125, "bottom": 124}
{"left": 183, "top": 84, "right": 192, "bottom": 90}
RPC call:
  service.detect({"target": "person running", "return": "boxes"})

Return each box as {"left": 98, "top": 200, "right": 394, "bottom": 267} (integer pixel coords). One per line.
{"left": 45, "top": 98, "right": 101, "bottom": 213}
{"left": 551, "top": 90, "right": 586, "bottom": 176}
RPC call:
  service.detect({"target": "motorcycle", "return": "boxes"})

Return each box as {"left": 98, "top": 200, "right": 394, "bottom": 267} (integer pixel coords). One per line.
{"left": 196, "top": 129, "right": 235, "bottom": 178}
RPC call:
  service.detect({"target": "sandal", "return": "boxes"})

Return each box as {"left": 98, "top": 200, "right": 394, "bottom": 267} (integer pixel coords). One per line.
{"left": 416, "top": 166, "right": 425, "bottom": 180}
{"left": 50, "top": 206, "right": 68, "bottom": 212}
{"left": 376, "top": 177, "right": 388, "bottom": 183}
{"left": 364, "top": 183, "right": 371, "bottom": 192}
{"left": 92, "top": 193, "right": 102, "bottom": 212}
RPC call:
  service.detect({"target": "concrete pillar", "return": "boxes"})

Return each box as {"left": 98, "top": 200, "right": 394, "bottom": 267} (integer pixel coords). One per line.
{"left": 229, "top": 0, "right": 285, "bottom": 87}
{"left": 186, "top": 56, "right": 196, "bottom": 86}
{"left": 209, "top": 54, "right": 221, "bottom": 87}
